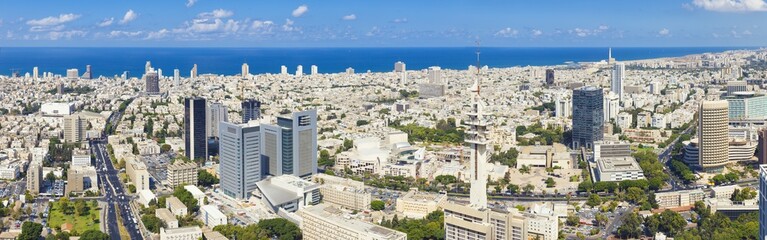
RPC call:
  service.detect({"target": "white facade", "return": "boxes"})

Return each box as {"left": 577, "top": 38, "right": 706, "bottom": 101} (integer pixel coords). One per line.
{"left": 200, "top": 205, "right": 227, "bottom": 228}
{"left": 160, "top": 226, "right": 202, "bottom": 240}
{"left": 603, "top": 92, "right": 620, "bottom": 122}
{"left": 611, "top": 63, "right": 625, "bottom": 100}
{"left": 71, "top": 153, "right": 91, "bottom": 167}
{"left": 41, "top": 102, "right": 74, "bottom": 116}
{"left": 183, "top": 185, "right": 206, "bottom": 204}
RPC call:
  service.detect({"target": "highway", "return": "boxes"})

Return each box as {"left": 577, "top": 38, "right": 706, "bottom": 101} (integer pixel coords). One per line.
{"left": 91, "top": 138, "right": 143, "bottom": 240}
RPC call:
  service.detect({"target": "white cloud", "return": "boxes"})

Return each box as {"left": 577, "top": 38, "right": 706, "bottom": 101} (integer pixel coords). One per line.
{"left": 120, "top": 9, "right": 138, "bottom": 24}
{"left": 292, "top": 5, "right": 308, "bottom": 17}
{"left": 598, "top": 25, "right": 609, "bottom": 30}
{"left": 198, "top": 9, "right": 234, "bottom": 19}
{"left": 108, "top": 30, "right": 143, "bottom": 38}
{"left": 342, "top": 14, "right": 357, "bottom": 21}
{"left": 531, "top": 29, "right": 543, "bottom": 36}
{"left": 691, "top": 0, "right": 767, "bottom": 12}
{"left": 26, "top": 13, "right": 81, "bottom": 26}
{"left": 494, "top": 27, "right": 518, "bottom": 37}
{"left": 146, "top": 29, "right": 170, "bottom": 39}
{"left": 392, "top": 18, "right": 408, "bottom": 23}
{"left": 251, "top": 20, "right": 274, "bottom": 30}
{"left": 658, "top": 28, "right": 671, "bottom": 36}
{"left": 366, "top": 26, "right": 380, "bottom": 37}
{"left": 282, "top": 19, "right": 296, "bottom": 31}
{"left": 30, "top": 25, "right": 65, "bottom": 32}
{"left": 572, "top": 28, "right": 591, "bottom": 37}
{"left": 98, "top": 18, "right": 114, "bottom": 27}
{"left": 186, "top": 0, "right": 197, "bottom": 7}
{"left": 47, "top": 30, "right": 86, "bottom": 40}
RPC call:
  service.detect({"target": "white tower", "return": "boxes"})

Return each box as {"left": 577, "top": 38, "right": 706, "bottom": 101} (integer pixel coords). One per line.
{"left": 611, "top": 62, "right": 624, "bottom": 100}
{"left": 242, "top": 63, "right": 249, "bottom": 78}
{"left": 173, "top": 69, "right": 180, "bottom": 86}
{"left": 466, "top": 77, "right": 489, "bottom": 209}
{"left": 310, "top": 65, "right": 318, "bottom": 75}
{"left": 296, "top": 65, "right": 303, "bottom": 77}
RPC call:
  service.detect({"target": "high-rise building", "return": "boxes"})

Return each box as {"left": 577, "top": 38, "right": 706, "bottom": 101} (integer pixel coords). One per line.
{"left": 261, "top": 109, "right": 317, "bottom": 178}
{"left": 206, "top": 103, "right": 228, "bottom": 139}
{"left": 545, "top": 69, "right": 555, "bottom": 86}
{"left": 173, "top": 69, "right": 180, "bottom": 86}
{"left": 83, "top": 65, "right": 92, "bottom": 79}
{"left": 241, "top": 63, "right": 249, "bottom": 78}
{"left": 727, "top": 81, "right": 748, "bottom": 96}
{"left": 33, "top": 67, "right": 39, "bottom": 80}
{"left": 611, "top": 63, "right": 624, "bottom": 99}
{"left": 394, "top": 61, "right": 406, "bottom": 72}
{"left": 145, "top": 71, "right": 160, "bottom": 94}
{"left": 603, "top": 92, "right": 620, "bottom": 122}
{"left": 66, "top": 69, "right": 79, "bottom": 80}
{"left": 241, "top": 99, "right": 261, "bottom": 123}
{"left": 464, "top": 79, "right": 489, "bottom": 209}
{"left": 190, "top": 64, "right": 198, "bottom": 79}
{"left": 572, "top": 86, "right": 604, "bottom": 149}
{"left": 555, "top": 95, "right": 571, "bottom": 119}
{"left": 759, "top": 129, "right": 767, "bottom": 164}
{"left": 296, "top": 65, "right": 303, "bottom": 77}
{"left": 428, "top": 66, "right": 442, "bottom": 84}
{"left": 185, "top": 98, "right": 207, "bottom": 161}
{"left": 346, "top": 67, "right": 354, "bottom": 75}
{"left": 63, "top": 114, "right": 86, "bottom": 143}
{"left": 26, "top": 163, "right": 42, "bottom": 194}
{"left": 649, "top": 81, "right": 661, "bottom": 95}
{"left": 727, "top": 93, "right": 767, "bottom": 120}
{"left": 310, "top": 65, "right": 318, "bottom": 75}
{"left": 145, "top": 61, "right": 153, "bottom": 74}
{"left": 698, "top": 100, "right": 729, "bottom": 171}
{"left": 281, "top": 65, "right": 288, "bottom": 75}
{"left": 759, "top": 165, "right": 767, "bottom": 240}
{"left": 219, "top": 121, "right": 262, "bottom": 199}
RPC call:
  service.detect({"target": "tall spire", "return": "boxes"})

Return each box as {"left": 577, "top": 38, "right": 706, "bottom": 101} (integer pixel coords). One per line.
{"left": 466, "top": 41, "right": 489, "bottom": 209}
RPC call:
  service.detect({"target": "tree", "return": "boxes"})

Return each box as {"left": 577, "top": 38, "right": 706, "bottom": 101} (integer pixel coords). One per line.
{"left": 616, "top": 212, "right": 642, "bottom": 239}
{"left": 257, "top": 218, "right": 301, "bottom": 240}
{"left": 79, "top": 230, "right": 109, "bottom": 240}
{"left": 19, "top": 222, "right": 43, "bottom": 240}
{"left": 172, "top": 187, "right": 199, "bottom": 212}
{"left": 160, "top": 144, "right": 172, "bottom": 153}
{"left": 371, "top": 200, "right": 385, "bottom": 211}
{"left": 586, "top": 194, "right": 601, "bottom": 207}
{"left": 141, "top": 214, "right": 164, "bottom": 233}
{"left": 46, "top": 171, "right": 57, "bottom": 182}
{"left": 74, "top": 200, "right": 89, "bottom": 216}
{"left": 594, "top": 213, "right": 608, "bottom": 227}
{"left": 318, "top": 149, "right": 334, "bottom": 167}
{"left": 545, "top": 177, "right": 556, "bottom": 188}
{"left": 566, "top": 214, "right": 580, "bottom": 226}
{"left": 522, "top": 184, "right": 534, "bottom": 194}
{"left": 198, "top": 170, "right": 220, "bottom": 187}
{"left": 625, "top": 187, "right": 647, "bottom": 204}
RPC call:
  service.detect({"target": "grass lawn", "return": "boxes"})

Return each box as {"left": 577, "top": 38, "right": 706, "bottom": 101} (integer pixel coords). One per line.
{"left": 48, "top": 200, "right": 101, "bottom": 233}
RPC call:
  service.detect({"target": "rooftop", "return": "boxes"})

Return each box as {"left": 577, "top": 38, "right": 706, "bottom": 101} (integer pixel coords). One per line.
{"left": 597, "top": 156, "right": 642, "bottom": 172}
{"left": 302, "top": 204, "right": 407, "bottom": 239}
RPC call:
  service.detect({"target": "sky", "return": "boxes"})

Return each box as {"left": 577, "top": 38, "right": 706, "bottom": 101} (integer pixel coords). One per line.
{"left": 1, "top": 0, "right": 766, "bottom": 47}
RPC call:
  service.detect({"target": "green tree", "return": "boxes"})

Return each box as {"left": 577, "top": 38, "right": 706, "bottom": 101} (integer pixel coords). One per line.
{"left": 371, "top": 200, "right": 386, "bottom": 211}
{"left": 566, "top": 214, "right": 580, "bottom": 226}
{"left": 318, "top": 149, "right": 334, "bottom": 167}
{"left": 616, "top": 212, "right": 642, "bottom": 239}
{"left": 257, "top": 218, "right": 301, "bottom": 240}
{"left": 141, "top": 214, "right": 164, "bottom": 233}
{"left": 625, "top": 187, "right": 647, "bottom": 204}
{"left": 79, "top": 230, "right": 109, "bottom": 240}
{"left": 19, "top": 222, "right": 43, "bottom": 240}
{"left": 172, "top": 187, "right": 199, "bottom": 213}
{"left": 46, "top": 171, "right": 57, "bottom": 182}
{"left": 545, "top": 177, "right": 556, "bottom": 188}
{"left": 198, "top": 170, "right": 220, "bottom": 187}
{"left": 586, "top": 194, "right": 601, "bottom": 207}
{"left": 160, "top": 144, "right": 172, "bottom": 153}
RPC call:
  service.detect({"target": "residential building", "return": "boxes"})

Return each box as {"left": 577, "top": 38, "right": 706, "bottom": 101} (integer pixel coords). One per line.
{"left": 183, "top": 185, "right": 206, "bottom": 204}
{"left": 167, "top": 161, "right": 198, "bottom": 188}
{"left": 655, "top": 189, "right": 706, "bottom": 208}
{"left": 160, "top": 226, "right": 202, "bottom": 240}
{"left": 185, "top": 97, "right": 207, "bottom": 161}
{"left": 156, "top": 208, "right": 179, "bottom": 229}
{"left": 572, "top": 86, "right": 604, "bottom": 149}
{"left": 145, "top": 71, "right": 160, "bottom": 94}
{"left": 603, "top": 92, "right": 620, "bottom": 122}
{"left": 253, "top": 174, "right": 320, "bottom": 213}
{"left": 206, "top": 102, "right": 228, "bottom": 139}
{"left": 241, "top": 63, "right": 249, "bottom": 78}
{"left": 555, "top": 95, "right": 571, "bottom": 119}
{"left": 396, "top": 189, "right": 446, "bottom": 218}
{"left": 241, "top": 99, "right": 261, "bottom": 122}
{"left": 200, "top": 205, "right": 227, "bottom": 228}
{"left": 699, "top": 100, "right": 730, "bottom": 171}
{"left": 298, "top": 204, "right": 407, "bottom": 240}
{"left": 126, "top": 159, "right": 150, "bottom": 191}
{"left": 26, "top": 164, "right": 42, "bottom": 194}
{"left": 63, "top": 114, "right": 86, "bottom": 143}
{"left": 167, "top": 196, "right": 188, "bottom": 216}
{"left": 710, "top": 185, "right": 739, "bottom": 200}
{"left": 611, "top": 63, "right": 624, "bottom": 99}
{"left": 219, "top": 121, "right": 262, "bottom": 199}
{"left": 545, "top": 69, "right": 555, "bottom": 86}
{"left": 138, "top": 189, "right": 156, "bottom": 207}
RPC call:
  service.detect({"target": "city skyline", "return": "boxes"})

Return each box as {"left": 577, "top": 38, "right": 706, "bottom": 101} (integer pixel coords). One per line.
{"left": 1, "top": 0, "right": 767, "bottom": 47}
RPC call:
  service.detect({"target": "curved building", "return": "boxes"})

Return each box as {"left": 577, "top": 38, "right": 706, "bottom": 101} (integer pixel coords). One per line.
{"left": 698, "top": 101, "right": 729, "bottom": 171}
{"left": 683, "top": 138, "right": 757, "bottom": 166}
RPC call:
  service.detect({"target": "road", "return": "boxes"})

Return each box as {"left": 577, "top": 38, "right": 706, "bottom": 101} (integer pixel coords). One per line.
{"left": 91, "top": 139, "right": 143, "bottom": 240}
{"left": 602, "top": 206, "right": 635, "bottom": 239}
{"left": 657, "top": 123, "right": 695, "bottom": 191}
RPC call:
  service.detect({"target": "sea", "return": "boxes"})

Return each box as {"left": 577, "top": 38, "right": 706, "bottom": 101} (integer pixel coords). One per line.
{"left": 0, "top": 47, "right": 757, "bottom": 77}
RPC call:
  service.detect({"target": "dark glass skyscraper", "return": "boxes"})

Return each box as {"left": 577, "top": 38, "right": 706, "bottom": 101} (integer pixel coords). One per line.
{"left": 145, "top": 71, "right": 160, "bottom": 94}
{"left": 185, "top": 97, "right": 207, "bottom": 161}
{"left": 545, "top": 69, "right": 555, "bottom": 86}
{"left": 572, "top": 86, "right": 604, "bottom": 150}
{"left": 241, "top": 99, "right": 261, "bottom": 123}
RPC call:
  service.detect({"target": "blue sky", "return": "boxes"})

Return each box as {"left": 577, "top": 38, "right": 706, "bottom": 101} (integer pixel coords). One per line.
{"left": 1, "top": 0, "right": 766, "bottom": 47}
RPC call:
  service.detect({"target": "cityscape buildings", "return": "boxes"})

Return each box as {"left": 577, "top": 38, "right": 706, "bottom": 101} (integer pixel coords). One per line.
{"left": 184, "top": 97, "right": 208, "bottom": 161}
{"left": 219, "top": 121, "right": 262, "bottom": 199}
{"left": 241, "top": 99, "right": 261, "bottom": 123}
{"left": 572, "top": 86, "right": 604, "bottom": 149}
{"left": 611, "top": 62, "right": 624, "bottom": 100}
{"left": 698, "top": 100, "right": 730, "bottom": 171}
{"left": 145, "top": 71, "right": 160, "bottom": 94}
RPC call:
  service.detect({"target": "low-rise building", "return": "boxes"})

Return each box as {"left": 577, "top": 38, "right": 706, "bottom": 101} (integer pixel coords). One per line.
{"left": 710, "top": 185, "right": 740, "bottom": 200}
{"left": 200, "top": 205, "right": 227, "bottom": 228}
{"left": 71, "top": 150, "right": 91, "bottom": 167}
{"left": 299, "top": 204, "right": 407, "bottom": 240}
{"left": 312, "top": 174, "right": 370, "bottom": 211}
{"left": 167, "top": 196, "right": 188, "bottom": 216}
{"left": 655, "top": 189, "right": 706, "bottom": 208}
{"left": 183, "top": 185, "right": 206, "bottom": 204}
{"left": 138, "top": 189, "right": 156, "bottom": 207}
{"left": 253, "top": 174, "right": 320, "bottom": 213}
{"left": 126, "top": 158, "right": 151, "bottom": 191}
{"left": 594, "top": 156, "right": 645, "bottom": 182}
{"left": 516, "top": 143, "right": 571, "bottom": 169}
{"left": 396, "top": 189, "right": 446, "bottom": 218}
{"left": 168, "top": 162, "right": 198, "bottom": 188}
{"left": 156, "top": 208, "right": 179, "bottom": 229}
{"left": 160, "top": 226, "right": 202, "bottom": 240}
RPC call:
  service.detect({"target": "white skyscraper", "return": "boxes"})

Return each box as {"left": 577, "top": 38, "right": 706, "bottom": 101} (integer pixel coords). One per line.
{"left": 555, "top": 95, "right": 572, "bottom": 119}
{"left": 394, "top": 61, "right": 406, "bottom": 72}
{"left": 207, "top": 103, "right": 228, "bottom": 139}
{"left": 281, "top": 65, "right": 288, "bottom": 75}
{"left": 296, "top": 65, "right": 303, "bottom": 77}
{"left": 242, "top": 63, "right": 249, "bottom": 78}
{"left": 145, "top": 61, "right": 152, "bottom": 74}
{"left": 33, "top": 67, "right": 39, "bottom": 80}
{"left": 310, "top": 65, "right": 318, "bottom": 75}
{"left": 190, "top": 64, "right": 198, "bottom": 79}
{"left": 603, "top": 92, "right": 620, "bottom": 122}
{"left": 173, "top": 69, "right": 180, "bottom": 86}
{"left": 219, "top": 121, "right": 262, "bottom": 199}
{"left": 466, "top": 78, "right": 489, "bottom": 209}
{"left": 611, "top": 63, "right": 624, "bottom": 100}
{"left": 428, "top": 66, "right": 442, "bottom": 84}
